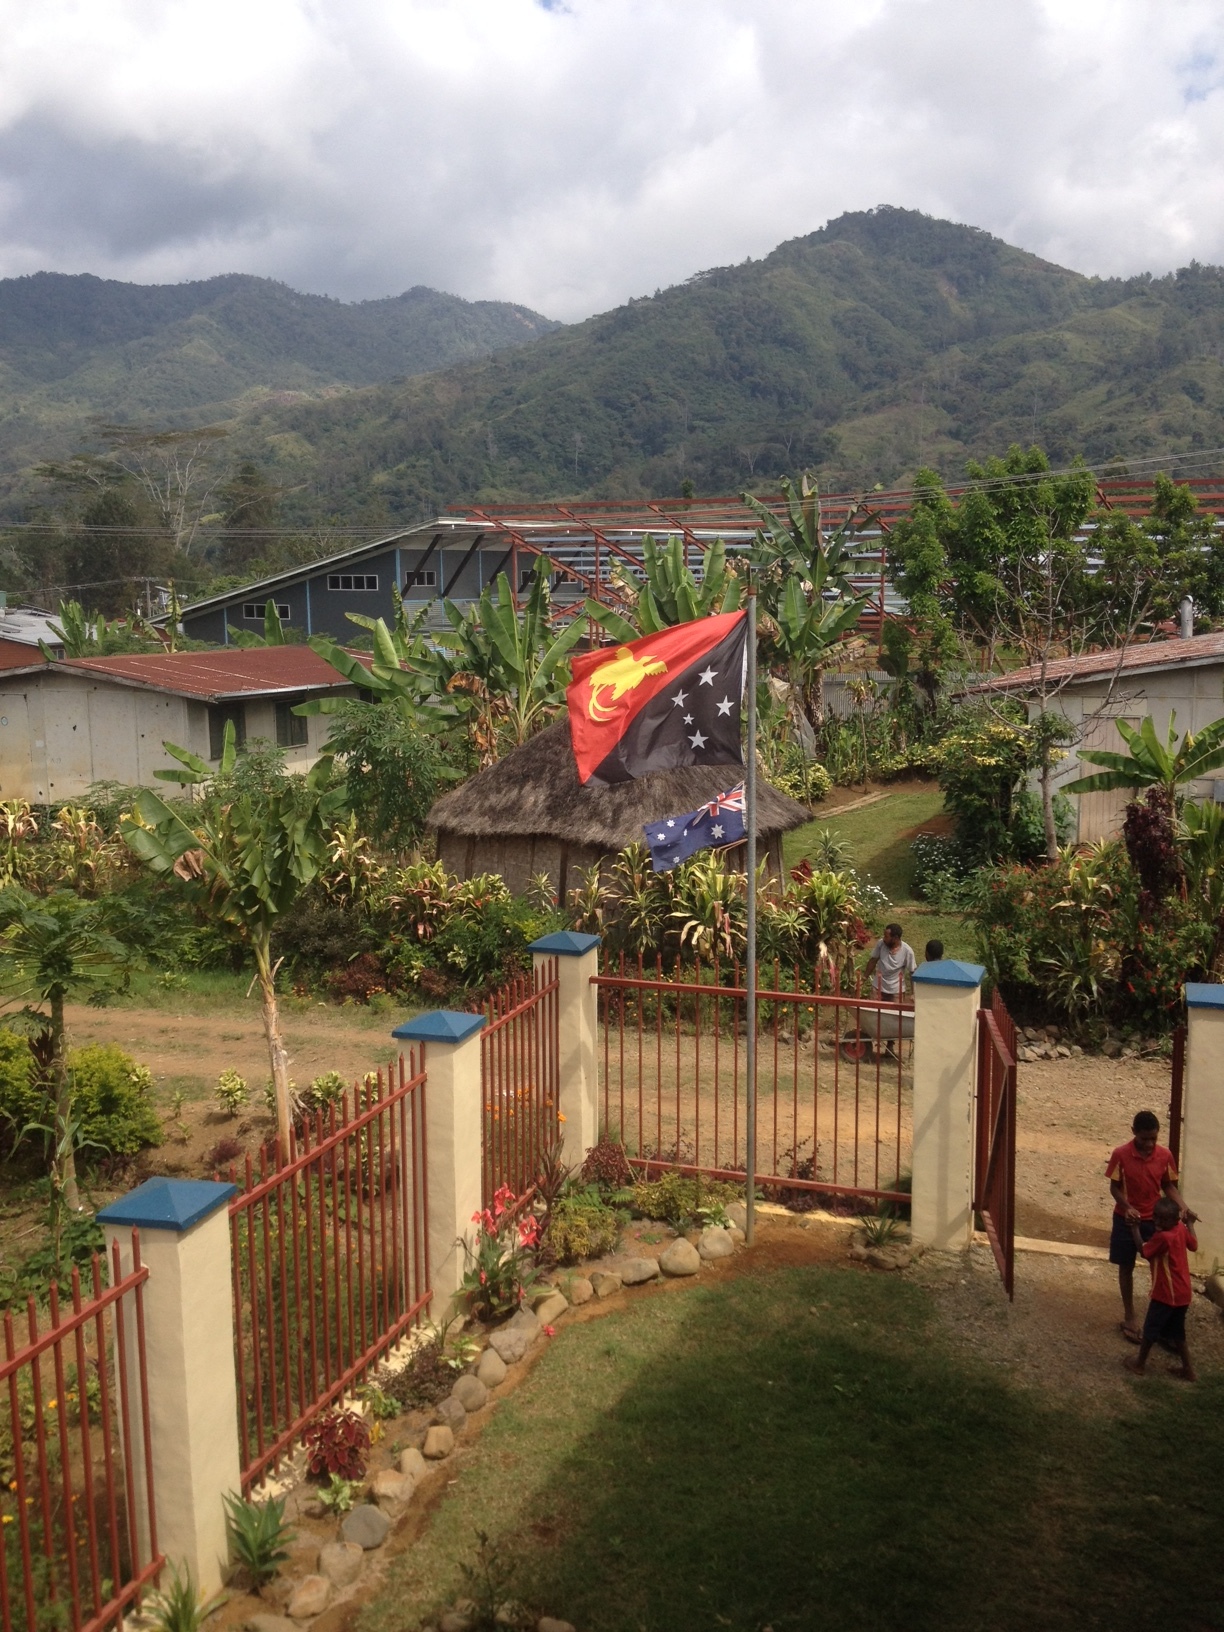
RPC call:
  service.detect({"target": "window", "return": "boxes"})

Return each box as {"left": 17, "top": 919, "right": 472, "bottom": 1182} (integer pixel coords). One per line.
{"left": 326, "top": 574, "right": 379, "bottom": 591}
{"left": 403, "top": 568, "right": 437, "bottom": 588}
{"left": 208, "top": 704, "right": 246, "bottom": 761}
{"left": 275, "top": 700, "right": 309, "bottom": 748}
{"left": 243, "top": 602, "right": 290, "bottom": 620}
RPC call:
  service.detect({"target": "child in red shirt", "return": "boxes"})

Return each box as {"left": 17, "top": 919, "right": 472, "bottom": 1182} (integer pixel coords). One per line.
{"left": 1105, "top": 1109, "right": 1184, "bottom": 1342}
{"left": 1125, "top": 1196, "right": 1199, "bottom": 1382}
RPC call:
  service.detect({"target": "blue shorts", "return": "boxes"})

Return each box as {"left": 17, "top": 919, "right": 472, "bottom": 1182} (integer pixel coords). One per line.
{"left": 1109, "top": 1213, "right": 1155, "bottom": 1268}
{"left": 1142, "top": 1300, "right": 1187, "bottom": 1347}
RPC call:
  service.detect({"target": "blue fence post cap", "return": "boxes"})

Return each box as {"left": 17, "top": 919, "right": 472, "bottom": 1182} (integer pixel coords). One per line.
{"left": 393, "top": 1010, "right": 486, "bottom": 1044}
{"left": 1185, "top": 982, "right": 1224, "bottom": 1009}
{"left": 528, "top": 931, "right": 601, "bottom": 956}
{"left": 913, "top": 959, "right": 986, "bottom": 989}
{"left": 97, "top": 1176, "right": 236, "bottom": 1233}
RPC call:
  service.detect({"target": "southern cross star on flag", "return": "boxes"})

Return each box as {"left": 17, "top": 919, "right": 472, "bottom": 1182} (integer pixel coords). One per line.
{"left": 643, "top": 784, "right": 747, "bottom": 872}
{"left": 566, "top": 610, "right": 747, "bottom": 786}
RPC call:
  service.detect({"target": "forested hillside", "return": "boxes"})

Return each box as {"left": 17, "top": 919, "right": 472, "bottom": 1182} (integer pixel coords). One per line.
{"left": 239, "top": 207, "right": 1224, "bottom": 525}
{"left": 0, "top": 273, "right": 558, "bottom": 476}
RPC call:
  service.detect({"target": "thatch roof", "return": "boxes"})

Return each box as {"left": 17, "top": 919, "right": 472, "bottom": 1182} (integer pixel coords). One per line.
{"left": 427, "top": 720, "right": 810, "bottom": 847}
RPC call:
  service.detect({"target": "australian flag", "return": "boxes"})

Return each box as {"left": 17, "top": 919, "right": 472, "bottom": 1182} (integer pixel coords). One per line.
{"left": 643, "top": 784, "right": 747, "bottom": 872}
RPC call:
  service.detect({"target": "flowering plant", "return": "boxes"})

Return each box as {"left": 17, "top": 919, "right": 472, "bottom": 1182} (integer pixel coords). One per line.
{"left": 460, "top": 1184, "right": 543, "bottom": 1321}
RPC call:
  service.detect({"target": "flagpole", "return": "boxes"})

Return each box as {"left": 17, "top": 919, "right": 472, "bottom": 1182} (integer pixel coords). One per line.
{"left": 745, "top": 585, "right": 757, "bottom": 1248}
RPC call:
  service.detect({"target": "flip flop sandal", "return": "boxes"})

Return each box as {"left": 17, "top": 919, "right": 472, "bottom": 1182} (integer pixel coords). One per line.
{"left": 1120, "top": 1323, "right": 1142, "bottom": 1345}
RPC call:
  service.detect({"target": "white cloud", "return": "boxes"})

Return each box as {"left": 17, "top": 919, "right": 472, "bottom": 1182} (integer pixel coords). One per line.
{"left": 0, "top": 0, "right": 1221, "bottom": 317}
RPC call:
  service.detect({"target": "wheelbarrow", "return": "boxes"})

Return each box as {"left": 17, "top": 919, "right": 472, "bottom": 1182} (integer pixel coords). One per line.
{"left": 839, "top": 1001, "right": 914, "bottom": 1063}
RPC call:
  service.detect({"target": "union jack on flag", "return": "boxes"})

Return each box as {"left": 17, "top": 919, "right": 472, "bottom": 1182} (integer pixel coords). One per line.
{"left": 643, "top": 783, "right": 747, "bottom": 873}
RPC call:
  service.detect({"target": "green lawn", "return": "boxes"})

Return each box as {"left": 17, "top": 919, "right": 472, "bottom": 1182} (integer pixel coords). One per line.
{"left": 360, "top": 1267, "right": 1223, "bottom": 1632}
{"left": 785, "top": 784, "right": 975, "bottom": 961}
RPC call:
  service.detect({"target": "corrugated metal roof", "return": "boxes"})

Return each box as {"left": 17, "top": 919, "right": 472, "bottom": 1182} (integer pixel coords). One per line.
{"left": 966, "top": 631, "right": 1224, "bottom": 694}
{"left": 60, "top": 645, "right": 360, "bottom": 701}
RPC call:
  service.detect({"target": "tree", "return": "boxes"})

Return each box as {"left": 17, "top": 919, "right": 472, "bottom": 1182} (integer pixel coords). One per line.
{"left": 1064, "top": 713, "right": 1224, "bottom": 797}
{"left": 219, "top": 461, "right": 281, "bottom": 571}
{"left": 0, "top": 887, "right": 140, "bottom": 1210}
{"left": 121, "top": 725, "right": 346, "bottom": 1153}
{"left": 741, "top": 473, "right": 870, "bottom": 729}
{"left": 94, "top": 423, "right": 230, "bottom": 556}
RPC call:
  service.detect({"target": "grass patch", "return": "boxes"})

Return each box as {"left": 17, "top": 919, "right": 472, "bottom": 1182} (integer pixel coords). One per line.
{"left": 361, "top": 1269, "right": 1224, "bottom": 1632}
{"left": 114, "top": 968, "right": 407, "bottom": 1030}
{"left": 786, "top": 785, "right": 977, "bottom": 959}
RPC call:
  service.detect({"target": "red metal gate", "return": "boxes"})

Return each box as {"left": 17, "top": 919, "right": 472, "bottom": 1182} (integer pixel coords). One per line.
{"left": 975, "top": 990, "right": 1017, "bottom": 1299}
{"left": 0, "top": 1231, "right": 163, "bottom": 1632}
{"left": 480, "top": 957, "right": 560, "bottom": 1206}
{"left": 1168, "top": 1022, "right": 1186, "bottom": 1166}
{"left": 595, "top": 954, "right": 913, "bottom": 1207}
{"left": 228, "top": 1056, "right": 431, "bottom": 1491}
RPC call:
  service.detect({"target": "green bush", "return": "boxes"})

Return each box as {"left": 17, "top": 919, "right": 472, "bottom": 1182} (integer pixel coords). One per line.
{"left": 545, "top": 1190, "right": 625, "bottom": 1263}
{"left": 0, "top": 1034, "right": 161, "bottom": 1158}
{"left": 629, "top": 1171, "right": 742, "bottom": 1228}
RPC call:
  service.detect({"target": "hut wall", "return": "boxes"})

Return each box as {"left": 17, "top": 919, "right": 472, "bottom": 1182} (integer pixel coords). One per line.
{"left": 434, "top": 829, "right": 605, "bottom": 901}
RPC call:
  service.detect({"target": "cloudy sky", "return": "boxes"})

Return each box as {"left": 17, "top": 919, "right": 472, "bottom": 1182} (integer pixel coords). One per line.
{"left": 0, "top": 0, "right": 1222, "bottom": 321}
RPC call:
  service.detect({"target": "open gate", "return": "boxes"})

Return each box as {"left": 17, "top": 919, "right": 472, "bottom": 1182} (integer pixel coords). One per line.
{"left": 975, "top": 989, "right": 1017, "bottom": 1299}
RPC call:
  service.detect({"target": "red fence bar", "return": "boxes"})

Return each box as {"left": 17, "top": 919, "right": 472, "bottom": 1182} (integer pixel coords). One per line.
{"left": 228, "top": 1054, "right": 431, "bottom": 1492}
{"left": 480, "top": 958, "right": 561, "bottom": 1206}
{"left": 1168, "top": 1022, "right": 1186, "bottom": 1167}
{"left": 594, "top": 953, "right": 913, "bottom": 1206}
{"left": 975, "top": 989, "right": 1017, "bottom": 1300}
{"left": 0, "top": 1231, "right": 162, "bottom": 1632}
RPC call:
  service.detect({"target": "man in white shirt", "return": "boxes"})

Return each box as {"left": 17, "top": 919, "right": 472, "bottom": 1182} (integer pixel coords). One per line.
{"left": 865, "top": 923, "right": 916, "bottom": 1000}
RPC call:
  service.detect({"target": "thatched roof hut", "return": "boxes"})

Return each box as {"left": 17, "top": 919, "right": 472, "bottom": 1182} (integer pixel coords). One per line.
{"left": 427, "top": 720, "right": 810, "bottom": 897}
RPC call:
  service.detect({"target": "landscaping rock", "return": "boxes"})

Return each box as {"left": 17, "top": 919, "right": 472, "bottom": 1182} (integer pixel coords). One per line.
{"left": 535, "top": 1290, "right": 569, "bottom": 1325}
{"left": 658, "top": 1237, "right": 701, "bottom": 1276}
{"left": 1070, "top": 1044, "right": 1084, "bottom": 1058}
{"left": 246, "top": 1616, "right": 297, "bottom": 1632}
{"left": 537, "top": 1619, "right": 577, "bottom": 1632}
{"left": 848, "top": 1242, "right": 869, "bottom": 1262}
{"left": 866, "top": 1244, "right": 913, "bottom": 1272}
{"left": 371, "top": 1469, "right": 414, "bottom": 1510}
{"left": 590, "top": 1271, "right": 622, "bottom": 1298}
{"left": 423, "top": 1425, "right": 455, "bottom": 1459}
{"left": 297, "top": 1495, "right": 327, "bottom": 1520}
{"left": 475, "top": 1348, "right": 508, "bottom": 1388}
{"left": 258, "top": 1577, "right": 294, "bottom": 1607}
{"left": 1103, "top": 1040, "right": 1122, "bottom": 1058}
{"left": 725, "top": 1200, "right": 748, "bottom": 1232}
{"left": 727, "top": 1226, "right": 746, "bottom": 1245}
{"left": 617, "top": 1256, "right": 658, "bottom": 1285}
{"left": 1055, "top": 1044, "right": 1071, "bottom": 1059}
{"left": 287, "top": 1576, "right": 331, "bottom": 1620}
{"left": 434, "top": 1395, "right": 467, "bottom": 1432}
{"left": 438, "top": 1614, "right": 473, "bottom": 1632}
{"left": 698, "top": 1227, "right": 735, "bottom": 1261}
{"left": 399, "top": 1446, "right": 428, "bottom": 1480}
{"left": 507, "top": 1306, "right": 542, "bottom": 1336}
{"left": 566, "top": 1276, "right": 593, "bottom": 1306}
{"left": 340, "top": 1504, "right": 391, "bottom": 1549}
{"left": 451, "top": 1374, "right": 489, "bottom": 1413}
{"left": 318, "top": 1541, "right": 363, "bottom": 1589}
{"left": 489, "top": 1323, "right": 536, "bottom": 1365}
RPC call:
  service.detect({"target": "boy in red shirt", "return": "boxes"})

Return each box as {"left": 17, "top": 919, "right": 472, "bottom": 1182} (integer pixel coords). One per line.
{"left": 1124, "top": 1196, "right": 1199, "bottom": 1381}
{"left": 1105, "top": 1109, "right": 1184, "bottom": 1342}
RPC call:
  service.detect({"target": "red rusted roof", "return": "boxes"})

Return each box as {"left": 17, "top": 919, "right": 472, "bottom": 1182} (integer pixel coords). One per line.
{"left": 966, "top": 631, "right": 1224, "bottom": 694}
{"left": 0, "top": 638, "right": 46, "bottom": 671}
{"left": 60, "top": 645, "right": 361, "bottom": 701}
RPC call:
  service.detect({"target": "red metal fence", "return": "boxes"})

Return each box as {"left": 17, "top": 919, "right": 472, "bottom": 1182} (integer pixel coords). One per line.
{"left": 228, "top": 1056, "right": 430, "bottom": 1491}
{"left": 1168, "top": 1022, "right": 1186, "bottom": 1167}
{"left": 595, "top": 955, "right": 913, "bottom": 1206}
{"left": 975, "top": 989, "right": 1017, "bottom": 1299}
{"left": 480, "top": 958, "right": 561, "bottom": 1206}
{"left": 1, "top": 1232, "right": 162, "bottom": 1632}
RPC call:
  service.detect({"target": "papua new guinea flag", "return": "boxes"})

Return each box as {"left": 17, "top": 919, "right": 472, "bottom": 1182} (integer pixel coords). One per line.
{"left": 643, "top": 784, "right": 746, "bottom": 872}
{"left": 567, "top": 611, "right": 747, "bottom": 786}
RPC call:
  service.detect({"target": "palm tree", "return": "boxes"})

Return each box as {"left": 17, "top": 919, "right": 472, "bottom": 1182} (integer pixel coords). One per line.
{"left": 122, "top": 724, "right": 346, "bottom": 1154}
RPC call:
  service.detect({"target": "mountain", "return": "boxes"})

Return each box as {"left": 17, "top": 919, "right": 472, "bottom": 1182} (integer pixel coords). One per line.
{"left": 235, "top": 207, "right": 1224, "bottom": 525}
{"left": 0, "top": 272, "right": 558, "bottom": 476}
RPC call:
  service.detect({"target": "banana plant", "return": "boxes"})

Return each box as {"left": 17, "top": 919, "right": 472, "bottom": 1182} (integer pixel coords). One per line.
{"left": 434, "top": 556, "right": 585, "bottom": 749}
{"left": 300, "top": 599, "right": 462, "bottom": 731}
{"left": 1064, "top": 712, "right": 1224, "bottom": 796}
{"left": 584, "top": 534, "right": 742, "bottom": 640}
{"left": 226, "top": 599, "right": 290, "bottom": 648}
{"left": 741, "top": 473, "right": 873, "bottom": 728}
{"left": 121, "top": 722, "right": 346, "bottom": 1154}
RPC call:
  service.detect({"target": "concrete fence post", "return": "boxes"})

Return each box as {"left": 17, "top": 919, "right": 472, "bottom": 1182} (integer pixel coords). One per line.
{"left": 529, "top": 930, "right": 601, "bottom": 1168}
{"left": 98, "top": 1178, "right": 241, "bottom": 1597}
{"left": 392, "top": 1010, "right": 485, "bottom": 1312}
{"left": 910, "top": 960, "right": 985, "bottom": 1253}
{"left": 1182, "top": 983, "right": 1224, "bottom": 1270}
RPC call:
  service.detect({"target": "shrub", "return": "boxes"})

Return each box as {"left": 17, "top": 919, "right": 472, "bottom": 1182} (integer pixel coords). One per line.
{"left": 326, "top": 952, "right": 389, "bottom": 1004}
{"left": 768, "top": 742, "right": 832, "bottom": 807}
{"left": 460, "top": 1184, "right": 543, "bottom": 1321}
{"left": 580, "top": 1136, "right": 633, "bottom": 1193}
{"left": 629, "top": 1171, "right": 741, "bottom": 1228}
{"left": 206, "top": 1136, "right": 245, "bottom": 1171}
{"left": 301, "top": 1408, "right": 371, "bottom": 1480}
{"left": 544, "top": 1190, "right": 624, "bottom": 1263}
{"left": 0, "top": 1037, "right": 162, "bottom": 1159}
{"left": 383, "top": 1336, "right": 459, "bottom": 1410}
{"left": 223, "top": 1492, "right": 293, "bottom": 1585}
{"left": 215, "top": 1069, "right": 249, "bottom": 1117}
